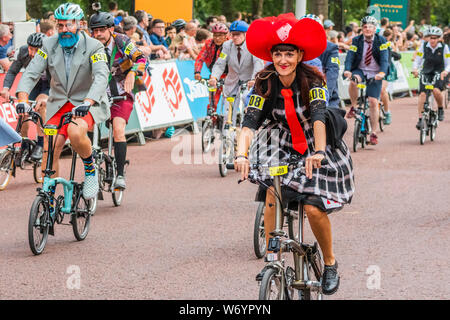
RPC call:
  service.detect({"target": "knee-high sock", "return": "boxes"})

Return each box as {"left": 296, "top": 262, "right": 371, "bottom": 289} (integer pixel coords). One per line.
{"left": 114, "top": 141, "right": 127, "bottom": 176}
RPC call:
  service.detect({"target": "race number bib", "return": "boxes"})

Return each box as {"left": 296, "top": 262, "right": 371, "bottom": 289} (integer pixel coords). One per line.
{"left": 247, "top": 94, "right": 265, "bottom": 110}
{"left": 91, "top": 53, "right": 108, "bottom": 64}
{"left": 309, "top": 87, "right": 327, "bottom": 102}
{"left": 37, "top": 49, "right": 48, "bottom": 60}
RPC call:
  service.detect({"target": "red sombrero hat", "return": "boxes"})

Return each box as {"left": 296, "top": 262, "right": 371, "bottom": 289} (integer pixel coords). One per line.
{"left": 247, "top": 13, "right": 327, "bottom": 62}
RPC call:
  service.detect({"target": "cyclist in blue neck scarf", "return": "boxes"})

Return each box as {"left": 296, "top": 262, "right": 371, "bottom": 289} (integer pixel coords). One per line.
{"left": 54, "top": 3, "right": 84, "bottom": 48}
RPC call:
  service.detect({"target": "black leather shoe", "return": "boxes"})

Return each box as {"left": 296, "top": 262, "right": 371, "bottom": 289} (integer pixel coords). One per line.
{"left": 416, "top": 118, "right": 423, "bottom": 130}
{"left": 322, "top": 261, "right": 340, "bottom": 295}
{"left": 438, "top": 108, "right": 444, "bottom": 121}
{"left": 30, "top": 145, "right": 43, "bottom": 161}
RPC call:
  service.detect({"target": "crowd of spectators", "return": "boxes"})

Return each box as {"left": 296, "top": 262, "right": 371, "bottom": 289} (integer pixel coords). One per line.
{"left": 0, "top": 1, "right": 449, "bottom": 72}
{"left": 322, "top": 16, "right": 450, "bottom": 54}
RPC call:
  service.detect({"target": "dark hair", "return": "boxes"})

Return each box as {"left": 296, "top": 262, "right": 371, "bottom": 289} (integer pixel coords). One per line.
{"left": 380, "top": 17, "right": 389, "bottom": 26}
{"left": 206, "top": 16, "right": 217, "bottom": 25}
{"left": 195, "top": 28, "right": 210, "bottom": 42}
{"left": 114, "top": 25, "right": 124, "bottom": 34}
{"left": 383, "top": 29, "right": 393, "bottom": 38}
{"left": 152, "top": 19, "right": 164, "bottom": 28}
{"left": 134, "top": 10, "right": 147, "bottom": 23}
{"left": 43, "top": 11, "right": 54, "bottom": 19}
{"left": 39, "top": 20, "right": 55, "bottom": 34}
{"left": 254, "top": 53, "right": 325, "bottom": 110}
{"left": 165, "top": 25, "right": 176, "bottom": 33}
{"left": 108, "top": 1, "right": 118, "bottom": 11}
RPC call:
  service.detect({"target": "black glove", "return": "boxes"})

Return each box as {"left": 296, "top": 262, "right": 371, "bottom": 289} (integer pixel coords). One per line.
{"left": 72, "top": 101, "right": 91, "bottom": 117}
{"left": 16, "top": 102, "right": 31, "bottom": 114}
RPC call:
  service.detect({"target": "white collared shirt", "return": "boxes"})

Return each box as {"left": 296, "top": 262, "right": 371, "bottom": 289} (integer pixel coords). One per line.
{"left": 413, "top": 41, "right": 450, "bottom": 72}
{"left": 358, "top": 35, "right": 380, "bottom": 79}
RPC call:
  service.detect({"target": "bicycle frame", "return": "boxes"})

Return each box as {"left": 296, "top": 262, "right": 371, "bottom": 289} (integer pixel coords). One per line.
{"left": 256, "top": 163, "right": 323, "bottom": 296}
{"left": 42, "top": 130, "right": 77, "bottom": 214}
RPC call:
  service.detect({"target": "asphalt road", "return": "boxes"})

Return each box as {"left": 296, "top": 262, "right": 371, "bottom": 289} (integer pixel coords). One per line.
{"left": 0, "top": 96, "right": 449, "bottom": 300}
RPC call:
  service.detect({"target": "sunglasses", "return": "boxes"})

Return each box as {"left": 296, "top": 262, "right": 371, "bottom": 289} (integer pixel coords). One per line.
{"left": 430, "top": 36, "right": 439, "bottom": 40}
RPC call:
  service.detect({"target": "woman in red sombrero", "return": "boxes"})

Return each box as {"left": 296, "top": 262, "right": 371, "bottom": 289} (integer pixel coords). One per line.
{"left": 234, "top": 13, "right": 355, "bottom": 296}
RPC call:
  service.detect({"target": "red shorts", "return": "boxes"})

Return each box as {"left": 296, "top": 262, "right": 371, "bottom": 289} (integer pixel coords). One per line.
{"left": 46, "top": 102, "right": 94, "bottom": 140}
{"left": 110, "top": 94, "right": 134, "bottom": 123}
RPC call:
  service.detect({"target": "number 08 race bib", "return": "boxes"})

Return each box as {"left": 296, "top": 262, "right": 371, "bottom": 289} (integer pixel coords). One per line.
{"left": 309, "top": 87, "right": 327, "bottom": 103}
{"left": 247, "top": 94, "right": 265, "bottom": 110}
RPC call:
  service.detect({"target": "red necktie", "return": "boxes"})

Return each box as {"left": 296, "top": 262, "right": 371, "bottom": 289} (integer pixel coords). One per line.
{"left": 364, "top": 40, "right": 372, "bottom": 65}
{"left": 237, "top": 46, "right": 241, "bottom": 64}
{"left": 280, "top": 88, "right": 308, "bottom": 154}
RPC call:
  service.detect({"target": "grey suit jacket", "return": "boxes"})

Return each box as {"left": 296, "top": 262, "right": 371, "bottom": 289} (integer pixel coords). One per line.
{"left": 17, "top": 31, "right": 110, "bottom": 123}
{"left": 211, "top": 39, "right": 264, "bottom": 97}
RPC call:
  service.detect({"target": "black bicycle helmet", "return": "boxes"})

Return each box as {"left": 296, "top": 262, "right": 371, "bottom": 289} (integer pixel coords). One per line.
{"left": 172, "top": 19, "right": 186, "bottom": 32}
{"left": 27, "top": 33, "right": 45, "bottom": 48}
{"left": 89, "top": 11, "right": 115, "bottom": 29}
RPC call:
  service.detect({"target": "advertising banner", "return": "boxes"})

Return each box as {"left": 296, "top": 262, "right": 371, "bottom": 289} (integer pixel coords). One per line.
{"left": 368, "top": 0, "right": 409, "bottom": 28}
{"left": 175, "top": 59, "right": 224, "bottom": 121}
{"left": 134, "top": 60, "right": 194, "bottom": 130}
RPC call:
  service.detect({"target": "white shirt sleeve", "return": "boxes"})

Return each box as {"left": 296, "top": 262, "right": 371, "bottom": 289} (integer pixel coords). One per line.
{"left": 412, "top": 43, "right": 424, "bottom": 71}
{"left": 444, "top": 44, "right": 450, "bottom": 73}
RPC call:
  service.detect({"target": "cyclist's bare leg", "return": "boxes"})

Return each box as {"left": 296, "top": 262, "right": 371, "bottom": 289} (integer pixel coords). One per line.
{"left": 368, "top": 97, "right": 379, "bottom": 134}
{"left": 348, "top": 74, "right": 362, "bottom": 108}
{"left": 112, "top": 117, "right": 126, "bottom": 142}
{"left": 304, "top": 204, "right": 335, "bottom": 266}
{"left": 264, "top": 186, "right": 277, "bottom": 253}
{"left": 66, "top": 118, "right": 92, "bottom": 159}
{"left": 418, "top": 92, "right": 426, "bottom": 116}
{"left": 381, "top": 80, "right": 389, "bottom": 112}
{"left": 20, "top": 120, "right": 30, "bottom": 137}
{"left": 432, "top": 88, "right": 443, "bottom": 108}
{"left": 35, "top": 94, "right": 48, "bottom": 139}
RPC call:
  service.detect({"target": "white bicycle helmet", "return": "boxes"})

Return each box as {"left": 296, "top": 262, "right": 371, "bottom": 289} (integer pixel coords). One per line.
{"left": 300, "top": 14, "right": 322, "bottom": 25}
{"left": 54, "top": 3, "right": 84, "bottom": 20}
{"left": 428, "top": 26, "right": 443, "bottom": 37}
{"left": 361, "top": 16, "right": 378, "bottom": 26}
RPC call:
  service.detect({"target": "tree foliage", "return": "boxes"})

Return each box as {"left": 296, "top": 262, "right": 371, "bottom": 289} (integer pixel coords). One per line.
{"left": 34, "top": 0, "right": 448, "bottom": 28}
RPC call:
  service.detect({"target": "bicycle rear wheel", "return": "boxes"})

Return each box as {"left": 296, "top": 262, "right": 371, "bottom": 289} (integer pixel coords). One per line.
{"left": 259, "top": 267, "right": 287, "bottom": 300}
{"left": 430, "top": 122, "right": 436, "bottom": 141}
{"left": 72, "top": 191, "right": 91, "bottom": 241}
{"left": 28, "top": 195, "right": 50, "bottom": 255}
{"left": 0, "top": 150, "right": 14, "bottom": 190}
{"left": 253, "top": 202, "right": 266, "bottom": 259}
{"left": 419, "top": 121, "right": 427, "bottom": 145}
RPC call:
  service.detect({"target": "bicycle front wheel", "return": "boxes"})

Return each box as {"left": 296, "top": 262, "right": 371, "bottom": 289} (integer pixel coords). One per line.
{"left": 253, "top": 202, "right": 266, "bottom": 259}
{"left": 259, "top": 267, "right": 287, "bottom": 300}
{"left": 379, "top": 107, "right": 385, "bottom": 132}
{"left": 28, "top": 196, "right": 50, "bottom": 255}
{"left": 72, "top": 192, "right": 91, "bottom": 241}
{"left": 218, "top": 137, "right": 229, "bottom": 177}
{"left": 353, "top": 120, "right": 361, "bottom": 152}
{"left": 201, "top": 119, "right": 213, "bottom": 153}
{"left": 0, "top": 150, "right": 14, "bottom": 190}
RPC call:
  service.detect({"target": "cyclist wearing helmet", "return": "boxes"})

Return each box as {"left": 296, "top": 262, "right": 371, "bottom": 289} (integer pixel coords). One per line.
{"left": 209, "top": 20, "right": 264, "bottom": 97}
{"left": 16, "top": 3, "right": 110, "bottom": 200}
{"left": 90, "top": 11, "right": 147, "bottom": 190}
{"left": 194, "top": 23, "right": 229, "bottom": 114}
{"left": 412, "top": 26, "right": 449, "bottom": 124}
{"left": 1, "top": 32, "right": 48, "bottom": 160}
{"left": 344, "top": 16, "right": 389, "bottom": 146}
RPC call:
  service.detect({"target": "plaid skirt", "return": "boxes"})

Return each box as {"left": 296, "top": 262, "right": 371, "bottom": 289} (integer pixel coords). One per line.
{"left": 248, "top": 121, "right": 355, "bottom": 205}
